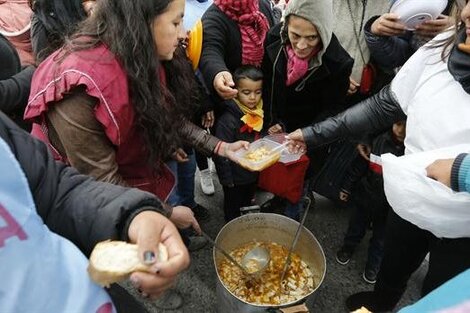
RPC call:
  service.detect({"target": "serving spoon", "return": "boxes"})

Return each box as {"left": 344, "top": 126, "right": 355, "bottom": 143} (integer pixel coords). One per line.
{"left": 202, "top": 231, "right": 270, "bottom": 277}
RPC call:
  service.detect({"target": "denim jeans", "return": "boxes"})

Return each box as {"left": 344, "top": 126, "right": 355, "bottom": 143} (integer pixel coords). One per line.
{"left": 284, "top": 179, "right": 311, "bottom": 221}
{"left": 166, "top": 151, "right": 197, "bottom": 246}
{"left": 166, "top": 151, "right": 197, "bottom": 208}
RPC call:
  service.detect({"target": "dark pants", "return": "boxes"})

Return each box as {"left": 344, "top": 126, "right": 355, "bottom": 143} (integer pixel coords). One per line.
{"left": 195, "top": 149, "right": 209, "bottom": 171}
{"left": 374, "top": 210, "right": 470, "bottom": 307}
{"left": 222, "top": 183, "right": 256, "bottom": 222}
{"left": 343, "top": 181, "right": 389, "bottom": 271}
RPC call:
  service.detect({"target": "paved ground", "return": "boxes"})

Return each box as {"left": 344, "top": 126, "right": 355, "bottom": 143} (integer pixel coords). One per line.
{"left": 125, "top": 170, "right": 428, "bottom": 313}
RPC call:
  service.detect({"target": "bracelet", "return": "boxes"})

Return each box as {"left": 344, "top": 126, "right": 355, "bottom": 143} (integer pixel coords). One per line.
{"left": 214, "top": 141, "right": 223, "bottom": 155}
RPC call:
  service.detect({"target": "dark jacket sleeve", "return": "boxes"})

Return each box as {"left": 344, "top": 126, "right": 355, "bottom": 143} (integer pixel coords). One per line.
{"left": 0, "top": 112, "right": 166, "bottom": 257}
{"left": 200, "top": 6, "right": 232, "bottom": 95}
{"left": 341, "top": 155, "right": 368, "bottom": 194}
{"left": 0, "top": 66, "right": 34, "bottom": 114}
{"left": 302, "top": 85, "right": 407, "bottom": 148}
{"left": 364, "top": 16, "right": 414, "bottom": 70}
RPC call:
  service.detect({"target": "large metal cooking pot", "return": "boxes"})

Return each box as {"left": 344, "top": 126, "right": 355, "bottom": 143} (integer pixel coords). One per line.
{"left": 213, "top": 213, "right": 326, "bottom": 313}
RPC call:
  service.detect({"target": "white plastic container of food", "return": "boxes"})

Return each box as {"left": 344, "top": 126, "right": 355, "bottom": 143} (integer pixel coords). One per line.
{"left": 235, "top": 138, "right": 282, "bottom": 171}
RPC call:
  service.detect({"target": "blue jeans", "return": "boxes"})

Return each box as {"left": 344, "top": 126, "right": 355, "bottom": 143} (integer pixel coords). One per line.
{"left": 284, "top": 179, "right": 311, "bottom": 221}
{"left": 166, "top": 152, "right": 198, "bottom": 246}
{"left": 166, "top": 151, "right": 197, "bottom": 208}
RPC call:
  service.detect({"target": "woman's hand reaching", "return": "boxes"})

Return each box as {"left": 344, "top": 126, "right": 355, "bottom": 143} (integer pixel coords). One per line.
{"left": 286, "top": 129, "right": 307, "bottom": 154}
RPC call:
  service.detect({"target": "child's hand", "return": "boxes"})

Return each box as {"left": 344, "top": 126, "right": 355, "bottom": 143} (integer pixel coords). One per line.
{"left": 172, "top": 148, "right": 189, "bottom": 162}
{"left": 357, "top": 144, "right": 371, "bottom": 161}
{"left": 339, "top": 191, "right": 349, "bottom": 202}
{"left": 268, "top": 124, "right": 283, "bottom": 135}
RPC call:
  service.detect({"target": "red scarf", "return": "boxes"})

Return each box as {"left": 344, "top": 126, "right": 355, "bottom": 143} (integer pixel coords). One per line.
{"left": 285, "top": 45, "right": 320, "bottom": 86}
{"left": 214, "top": 0, "right": 269, "bottom": 66}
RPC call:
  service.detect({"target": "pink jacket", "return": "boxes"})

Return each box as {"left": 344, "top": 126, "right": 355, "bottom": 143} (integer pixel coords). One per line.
{"left": 0, "top": 0, "right": 34, "bottom": 65}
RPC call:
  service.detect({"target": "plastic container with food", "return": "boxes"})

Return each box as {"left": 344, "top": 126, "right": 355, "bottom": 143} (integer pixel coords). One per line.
{"left": 264, "top": 134, "right": 303, "bottom": 164}
{"left": 235, "top": 138, "right": 283, "bottom": 171}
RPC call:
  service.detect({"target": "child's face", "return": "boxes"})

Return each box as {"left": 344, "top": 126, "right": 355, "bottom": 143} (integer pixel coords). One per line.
{"left": 393, "top": 121, "right": 406, "bottom": 143}
{"left": 236, "top": 78, "right": 263, "bottom": 109}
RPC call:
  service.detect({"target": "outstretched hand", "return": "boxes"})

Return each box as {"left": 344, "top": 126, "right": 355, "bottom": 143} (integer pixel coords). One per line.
{"left": 213, "top": 71, "right": 238, "bottom": 100}
{"left": 218, "top": 141, "right": 250, "bottom": 162}
{"left": 127, "top": 211, "right": 190, "bottom": 299}
{"left": 286, "top": 129, "right": 307, "bottom": 154}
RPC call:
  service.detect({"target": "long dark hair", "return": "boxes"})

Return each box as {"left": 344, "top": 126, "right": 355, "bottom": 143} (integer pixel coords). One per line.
{"left": 32, "top": 0, "right": 87, "bottom": 60}
{"left": 428, "top": 3, "right": 463, "bottom": 61}
{"left": 63, "top": 0, "right": 197, "bottom": 166}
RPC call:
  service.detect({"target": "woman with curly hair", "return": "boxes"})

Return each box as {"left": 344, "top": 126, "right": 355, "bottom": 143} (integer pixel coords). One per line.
{"left": 24, "top": 2, "right": 245, "bottom": 300}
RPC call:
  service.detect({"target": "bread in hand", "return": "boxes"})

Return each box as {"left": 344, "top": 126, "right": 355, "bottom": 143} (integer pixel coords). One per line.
{"left": 88, "top": 240, "right": 168, "bottom": 287}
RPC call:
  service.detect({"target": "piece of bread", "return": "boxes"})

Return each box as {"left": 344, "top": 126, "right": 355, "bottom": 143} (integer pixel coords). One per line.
{"left": 88, "top": 240, "right": 168, "bottom": 287}
{"left": 351, "top": 307, "right": 372, "bottom": 313}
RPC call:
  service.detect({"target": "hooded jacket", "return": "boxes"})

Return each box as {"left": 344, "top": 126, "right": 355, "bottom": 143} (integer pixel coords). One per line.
{"left": 262, "top": 0, "right": 353, "bottom": 132}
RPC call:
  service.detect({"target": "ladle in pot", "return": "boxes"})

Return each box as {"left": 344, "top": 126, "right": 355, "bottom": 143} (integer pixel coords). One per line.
{"left": 201, "top": 230, "right": 270, "bottom": 277}
{"left": 279, "top": 196, "right": 312, "bottom": 289}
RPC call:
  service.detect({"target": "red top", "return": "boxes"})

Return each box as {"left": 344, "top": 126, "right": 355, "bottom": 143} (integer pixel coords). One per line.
{"left": 24, "top": 44, "right": 175, "bottom": 201}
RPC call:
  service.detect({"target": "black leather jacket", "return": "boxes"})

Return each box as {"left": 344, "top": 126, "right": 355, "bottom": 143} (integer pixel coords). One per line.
{"left": 302, "top": 85, "right": 407, "bottom": 147}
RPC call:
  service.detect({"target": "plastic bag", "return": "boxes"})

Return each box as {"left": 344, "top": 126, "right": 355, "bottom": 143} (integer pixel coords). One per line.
{"left": 382, "top": 144, "right": 470, "bottom": 238}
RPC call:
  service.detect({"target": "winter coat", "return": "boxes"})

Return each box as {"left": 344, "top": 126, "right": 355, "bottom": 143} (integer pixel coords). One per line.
{"left": 263, "top": 24, "right": 353, "bottom": 132}
{"left": 0, "top": 111, "right": 166, "bottom": 256}
{"left": 0, "top": 33, "right": 34, "bottom": 129}
{"left": 332, "top": 0, "right": 390, "bottom": 82}
{"left": 0, "top": 0, "right": 34, "bottom": 65}
{"left": 214, "top": 100, "right": 259, "bottom": 186}
{"left": 341, "top": 130, "right": 405, "bottom": 196}
{"left": 199, "top": 0, "right": 278, "bottom": 98}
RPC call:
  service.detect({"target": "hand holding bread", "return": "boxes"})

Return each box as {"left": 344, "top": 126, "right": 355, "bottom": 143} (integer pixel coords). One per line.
{"left": 88, "top": 210, "right": 190, "bottom": 299}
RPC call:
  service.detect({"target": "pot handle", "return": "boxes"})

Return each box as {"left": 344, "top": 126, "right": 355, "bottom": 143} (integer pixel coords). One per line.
{"left": 267, "top": 304, "right": 309, "bottom": 313}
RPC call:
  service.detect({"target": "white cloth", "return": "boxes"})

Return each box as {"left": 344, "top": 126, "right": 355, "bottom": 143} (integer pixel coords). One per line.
{"left": 385, "top": 30, "right": 470, "bottom": 238}
{"left": 382, "top": 145, "right": 470, "bottom": 238}
{"left": 0, "top": 137, "right": 116, "bottom": 313}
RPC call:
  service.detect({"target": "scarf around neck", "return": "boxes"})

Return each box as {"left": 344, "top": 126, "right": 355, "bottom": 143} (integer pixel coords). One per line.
{"left": 285, "top": 44, "right": 320, "bottom": 86}
{"left": 214, "top": 0, "right": 269, "bottom": 66}
{"left": 449, "top": 28, "right": 470, "bottom": 95}
{"left": 234, "top": 98, "right": 264, "bottom": 131}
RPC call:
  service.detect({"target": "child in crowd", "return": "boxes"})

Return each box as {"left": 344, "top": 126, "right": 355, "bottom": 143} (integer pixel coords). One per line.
{"left": 336, "top": 121, "right": 406, "bottom": 284}
{"left": 214, "top": 65, "right": 264, "bottom": 222}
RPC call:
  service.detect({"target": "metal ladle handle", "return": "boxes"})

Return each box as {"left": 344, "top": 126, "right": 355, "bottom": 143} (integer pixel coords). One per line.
{"left": 201, "top": 230, "right": 248, "bottom": 274}
{"left": 279, "top": 196, "right": 312, "bottom": 285}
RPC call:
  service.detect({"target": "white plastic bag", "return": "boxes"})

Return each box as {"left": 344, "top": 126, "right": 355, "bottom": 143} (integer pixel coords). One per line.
{"left": 382, "top": 144, "right": 470, "bottom": 238}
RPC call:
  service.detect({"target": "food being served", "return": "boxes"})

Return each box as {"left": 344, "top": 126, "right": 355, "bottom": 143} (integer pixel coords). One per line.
{"left": 217, "top": 241, "right": 319, "bottom": 305}
{"left": 244, "top": 146, "right": 273, "bottom": 161}
{"left": 88, "top": 240, "right": 168, "bottom": 287}
{"left": 238, "top": 145, "right": 281, "bottom": 171}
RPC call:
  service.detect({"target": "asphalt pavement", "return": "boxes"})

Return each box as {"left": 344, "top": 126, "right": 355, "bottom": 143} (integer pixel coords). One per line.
{"left": 124, "top": 169, "right": 427, "bottom": 313}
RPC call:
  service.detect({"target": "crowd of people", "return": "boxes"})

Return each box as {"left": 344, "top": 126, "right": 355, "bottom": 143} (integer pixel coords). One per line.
{"left": 1, "top": 0, "right": 469, "bottom": 312}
